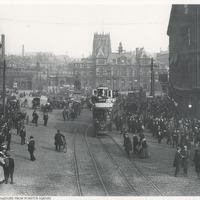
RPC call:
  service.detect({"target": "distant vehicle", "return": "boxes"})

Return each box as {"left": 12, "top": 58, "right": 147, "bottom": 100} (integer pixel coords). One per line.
{"left": 32, "top": 97, "right": 40, "bottom": 109}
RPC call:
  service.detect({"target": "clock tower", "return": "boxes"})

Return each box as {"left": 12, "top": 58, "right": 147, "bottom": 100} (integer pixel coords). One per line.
{"left": 92, "top": 32, "right": 111, "bottom": 60}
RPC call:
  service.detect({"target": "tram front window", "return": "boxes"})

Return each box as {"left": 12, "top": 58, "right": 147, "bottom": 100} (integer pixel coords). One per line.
{"left": 94, "top": 109, "right": 112, "bottom": 122}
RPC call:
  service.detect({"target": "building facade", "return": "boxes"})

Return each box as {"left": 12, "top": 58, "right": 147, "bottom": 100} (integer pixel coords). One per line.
{"left": 167, "top": 4, "right": 200, "bottom": 117}
{"left": 92, "top": 33, "right": 153, "bottom": 93}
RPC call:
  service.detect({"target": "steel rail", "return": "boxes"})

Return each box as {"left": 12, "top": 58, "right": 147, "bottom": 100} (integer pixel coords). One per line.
{"left": 108, "top": 135, "right": 165, "bottom": 196}
{"left": 84, "top": 125, "right": 109, "bottom": 196}
{"left": 73, "top": 124, "right": 83, "bottom": 196}
{"left": 99, "top": 137, "right": 139, "bottom": 196}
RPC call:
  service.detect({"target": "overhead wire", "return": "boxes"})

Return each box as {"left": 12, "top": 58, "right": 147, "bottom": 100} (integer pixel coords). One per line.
{"left": 0, "top": 17, "right": 168, "bottom": 26}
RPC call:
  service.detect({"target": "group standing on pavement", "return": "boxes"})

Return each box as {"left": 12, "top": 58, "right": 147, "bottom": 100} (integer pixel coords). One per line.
{"left": 114, "top": 94, "right": 200, "bottom": 178}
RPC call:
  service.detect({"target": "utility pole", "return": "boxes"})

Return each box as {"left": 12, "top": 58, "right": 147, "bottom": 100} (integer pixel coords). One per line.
{"left": 150, "top": 58, "right": 155, "bottom": 97}
{"left": 196, "top": 5, "right": 199, "bottom": 86}
{"left": 36, "top": 61, "right": 39, "bottom": 90}
{"left": 138, "top": 61, "right": 141, "bottom": 90}
{"left": 1, "top": 35, "right": 6, "bottom": 118}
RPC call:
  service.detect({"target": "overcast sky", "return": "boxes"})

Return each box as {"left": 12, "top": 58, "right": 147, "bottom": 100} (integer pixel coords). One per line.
{"left": 0, "top": 1, "right": 173, "bottom": 57}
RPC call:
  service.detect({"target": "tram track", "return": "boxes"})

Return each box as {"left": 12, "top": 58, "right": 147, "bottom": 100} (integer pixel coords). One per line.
{"left": 103, "top": 135, "right": 165, "bottom": 196}
{"left": 72, "top": 120, "right": 164, "bottom": 196}
{"left": 72, "top": 123, "right": 83, "bottom": 196}
{"left": 98, "top": 137, "right": 139, "bottom": 196}
{"left": 85, "top": 126, "right": 138, "bottom": 196}
{"left": 84, "top": 125, "right": 109, "bottom": 196}
{"left": 72, "top": 123, "right": 109, "bottom": 195}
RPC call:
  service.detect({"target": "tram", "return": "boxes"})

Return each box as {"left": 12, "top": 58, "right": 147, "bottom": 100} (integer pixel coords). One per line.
{"left": 92, "top": 86, "right": 115, "bottom": 136}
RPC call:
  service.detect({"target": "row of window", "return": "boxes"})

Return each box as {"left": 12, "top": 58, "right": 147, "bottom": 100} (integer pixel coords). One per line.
{"left": 98, "top": 79, "right": 149, "bottom": 90}
{"left": 96, "top": 68, "right": 149, "bottom": 76}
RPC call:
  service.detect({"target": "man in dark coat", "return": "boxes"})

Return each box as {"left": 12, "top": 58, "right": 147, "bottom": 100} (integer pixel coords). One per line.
{"left": 194, "top": 150, "right": 200, "bottom": 178}
{"left": 34, "top": 112, "right": 39, "bottom": 126}
{"left": 6, "top": 131, "right": 11, "bottom": 150}
{"left": 124, "top": 133, "right": 132, "bottom": 155}
{"left": 27, "top": 136, "right": 36, "bottom": 161}
{"left": 20, "top": 127, "right": 26, "bottom": 145}
{"left": 62, "top": 109, "right": 67, "bottom": 121}
{"left": 133, "top": 133, "right": 139, "bottom": 154}
{"left": 8, "top": 154, "right": 14, "bottom": 184}
{"left": 54, "top": 130, "right": 65, "bottom": 152}
{"left": 173, "top": 147, "right": 182, "bottom": 177}
{"left": 16, "top": 120, "right": 22, "bottom": 135}
{"left": 43, "top": 111, "right": 48, "bottom": 126}
{"left": 4, "top": 152, "right": 15, "bottom": 184}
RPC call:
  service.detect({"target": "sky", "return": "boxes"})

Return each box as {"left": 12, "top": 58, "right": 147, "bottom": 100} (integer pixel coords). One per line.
{"left": 0, "top": 1, "right": 173, "bottom": 57}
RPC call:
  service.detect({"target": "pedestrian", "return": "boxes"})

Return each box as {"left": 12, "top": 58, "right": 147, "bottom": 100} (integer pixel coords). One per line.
{"left": 0, "top": 152, "right": 5, "bottom": 183}
{"left": 27, "top": 136, "right": 36, "bottom": 161}
{"left": 32, "top": 110, "right": 36, "bottom": 123}
{"left": 173, "top": 147, "right": 182, "bottom": 177}
{"left": 6, "top": 130, "right": 11, "bottom": 151}
{"left": 20, "top": 127, "right": 26, "bottom": 145}
{"left": 16, "top": 120, "right": 22, "bottom": 135}
{"left": 121, "top": 127, "right": 127, "bottom": 147}
{"left": 54, "top": 130, "right": 65, "bottom": 152}
{"left": 62, "top": 109, "right": 66, "bottom": 121}
{"left": 3, "top": 154, "right": 10, "bottom": 184}
{"left": 173, "top": 129, "right": 179, "bottom": 148}
{"left": 181, "top": 145, "right": 190, "bottom": 176}
{"left": 157, "top": 126, "right": 162, "bottom": 143}
{"left": 43, "top": 111, "right": 48, "bottom": 126}
{"left": 62, "top": 136, "right": 67, "bottom": 153}
{"left": 194, "top": 150, "right": 200, "bottom": 179}
{"left": 132, "top": 133, "right": 139, "bottom": 154}
{"left": 26, "top": 114, "right": 29, "bottom": 125}
{"left": 140, "top": 136, "right": 148, "bottom": 159}
{"left": 71, "top": 109, "right": 75, "bottom": 121}
{"left": 124, "top": 133, "right": 132, "bottom": 155}
{"left": 34, "top": 112, "right": 39, "bottom": 126}
{"left": 5, "top": 152, "right": 14, "bottom": 184}
{"left": 0, "top": 132, "right": 5, "bottom": 147}
{"left": 166, "top": 124, "right": 173, "bottom": 145}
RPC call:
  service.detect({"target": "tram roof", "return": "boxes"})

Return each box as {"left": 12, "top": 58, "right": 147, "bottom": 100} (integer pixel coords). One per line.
{"left": 93, "top": 107, "right": 113, "bottom": 110}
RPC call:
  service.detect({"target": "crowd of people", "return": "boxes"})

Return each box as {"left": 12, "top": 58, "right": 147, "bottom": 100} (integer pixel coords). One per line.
{"left": 0, "top": 90, "right": 85, "bottom": 184}
{"left": 62, "top": 102, "right": 82, "bottom": 121}
{"left": 114, "top": 94, "right": 200, "bottom": 178}
{"left": 1, "top": 88, "right": 200, "bottom": 186}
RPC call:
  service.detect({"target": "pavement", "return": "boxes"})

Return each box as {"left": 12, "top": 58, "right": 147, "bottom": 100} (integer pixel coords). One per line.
{"left": 112, "top": 126, "right": 200, "bottom": 196}
{"left": 1, "top": 94, "right": 200, "bottom": 196}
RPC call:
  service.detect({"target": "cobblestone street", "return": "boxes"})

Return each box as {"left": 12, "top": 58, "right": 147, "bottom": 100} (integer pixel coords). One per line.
{"left": 0, "top": 107, "right": 200, "bottom": 196}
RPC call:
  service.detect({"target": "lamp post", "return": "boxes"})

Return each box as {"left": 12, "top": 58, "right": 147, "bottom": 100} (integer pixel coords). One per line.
{"left": 1, "top": 35, "right": 6, "bottom": 118}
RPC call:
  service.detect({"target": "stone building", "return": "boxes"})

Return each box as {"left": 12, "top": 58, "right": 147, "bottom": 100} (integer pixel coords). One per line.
{"left": 92, "top": 32, "right": 151, "bottom": 92}
{"left": 72, "top": 32, "right": 166, "bottom": 95}
{"left": 167, "top": 4, "right": 200, "bottom": 117}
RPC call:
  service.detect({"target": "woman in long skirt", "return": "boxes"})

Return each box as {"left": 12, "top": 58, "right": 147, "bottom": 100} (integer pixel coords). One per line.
{"left": 140, "top": 137, "right": 148, "bottom": 158}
